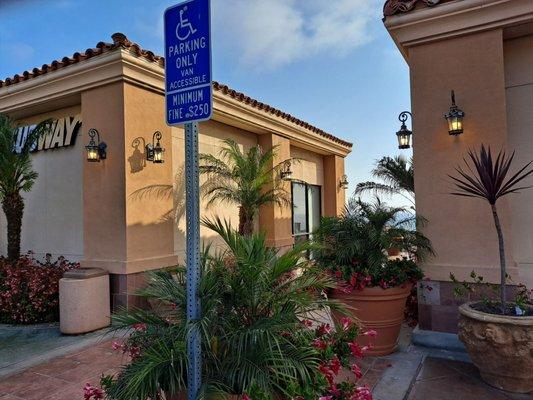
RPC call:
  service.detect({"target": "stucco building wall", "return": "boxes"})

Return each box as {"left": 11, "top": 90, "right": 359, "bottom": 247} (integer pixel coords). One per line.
{"left": 383, "top": 0, "right": 533, "bottom": 333}
{"left": 504, "top": 34, "right": 533, "bottom": 287}
{"left": 0, "top": 105, "right": 84, "bottom": 260}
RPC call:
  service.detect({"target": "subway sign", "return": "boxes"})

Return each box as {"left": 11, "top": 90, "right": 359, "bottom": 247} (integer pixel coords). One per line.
{"left": 15, "top": 114, "right": 82, "bottom": 153}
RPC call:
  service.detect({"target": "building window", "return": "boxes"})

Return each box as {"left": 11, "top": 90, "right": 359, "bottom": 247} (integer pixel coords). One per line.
{"left": 291, "top": 182, "right": 321, "bottom": 244}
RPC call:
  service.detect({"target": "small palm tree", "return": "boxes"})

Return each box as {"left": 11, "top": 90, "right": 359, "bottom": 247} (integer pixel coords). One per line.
{"left": 0, "top": 114, "right": 51, "bottom": 261}
{"left": 200, "top": 139, "right": 290, "bottom": 236}
{"left": 355, "top": 155, "right": 414, "bottom": 206}
{"left": 107, "top": 218, "right": 340, "bottom": 399}
{"left": 450, "top": 145, "right": 533, "bottom": 314}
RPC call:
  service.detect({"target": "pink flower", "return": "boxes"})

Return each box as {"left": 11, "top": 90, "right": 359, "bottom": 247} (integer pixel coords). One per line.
{"left": 317, "top": 323, "right": 332, "bottom": 336}
{"left": 319, "top": 396, "right": 333, "bottom": 400}
{"left": 318, "top": 364, "right": 335, "bottom": 386}
{"left": 301, "top": 319, "right": 313, "bottom": 328}
{"left": 351, "top": 363, "right": 362, "bottom": 379}
{"left": 243, "top": 394, "right": 251, "bottom": 400}
{"left": 340, "top": 316, "right": 352, "bottom": 331}
{"left": 133, "top": 323, "right": 147, "bottom": 331}
{"left": 362, "top": 329, "right": 378, "bottom": 338}
{"left": 313, "top": 338, "right": 328, "bottom": 350}
{"left": 348, "top": 341, "right": 364, "bottom": 358}
{"left": 330, "top": 356, "right": 341, "bottom": 375}
{"left": 361, "top": 344, "right": 373, "bottom": 353}
{"left": 352, "top": 386, "right": 372, "bottom": 400}
{"left": 83, "top": 383, "right": 104, "bottom": 400}
{"left": 111, "top": 340, "right": 123, "bottom": 351}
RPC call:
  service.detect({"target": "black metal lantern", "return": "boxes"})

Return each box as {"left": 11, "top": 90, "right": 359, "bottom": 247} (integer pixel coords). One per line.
{"left": 146, "top": 131, "right": 165, "bottom": 163}
{"left": 85, "top": 128, "right": 107, "bottom": 162}
{"left": 280, "top": 161, "right": 293, "bottom": 181}
{"left": 444, "top": 90, "right": 465, "bottom": 136}
{"left": 396, "top": 111, "right": 413, "bottom": 149}
{"left": 339, "top": 174, "right": 349, "bottom": 189}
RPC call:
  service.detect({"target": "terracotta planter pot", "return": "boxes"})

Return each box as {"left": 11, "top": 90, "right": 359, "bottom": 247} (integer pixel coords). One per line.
{"left": 458, "top": 302, "right": 533, "bottom": 393}
{"left": 331, "top": 283, "right": 413, "bottom": 356}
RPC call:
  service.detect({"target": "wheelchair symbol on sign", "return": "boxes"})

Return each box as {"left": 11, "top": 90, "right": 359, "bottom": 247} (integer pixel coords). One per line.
{"left": 176, "top": 6, "right": 197, "bottom": 40}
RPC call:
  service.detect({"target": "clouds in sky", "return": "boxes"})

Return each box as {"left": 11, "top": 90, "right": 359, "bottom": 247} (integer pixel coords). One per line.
{"left": 212, "top": 0, "right": 381, "bottom": 70}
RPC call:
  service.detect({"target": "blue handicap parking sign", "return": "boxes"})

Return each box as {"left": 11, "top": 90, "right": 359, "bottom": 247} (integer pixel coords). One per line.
{"left": 164, "top": 0, "right": 212, "bottom": 125}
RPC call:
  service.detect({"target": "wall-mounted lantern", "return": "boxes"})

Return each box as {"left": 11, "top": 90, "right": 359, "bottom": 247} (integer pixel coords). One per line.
{"left": 444, "top": 90, "right": 465, "bottom": 136}
{"left": 396, "top": 111, "right": 413, "bottom": 149}
{"left": 85, "top": 128, "right": 107, "bottom": 162}
{"left": 146, "top": 131, "right": 165, "bottom": 163}
{"left": 280, "top": 161, "right": 293, "bottom": 181}
{"left": 339, "top": 174, "right": 349, "bottom": 189}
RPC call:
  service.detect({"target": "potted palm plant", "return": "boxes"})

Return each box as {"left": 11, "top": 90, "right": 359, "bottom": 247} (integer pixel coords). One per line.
{"left": 449, "top": 145, "right": 533, "bottom": 393}
{"left": 314, "top": 198, "right": 434, "bottom": 355}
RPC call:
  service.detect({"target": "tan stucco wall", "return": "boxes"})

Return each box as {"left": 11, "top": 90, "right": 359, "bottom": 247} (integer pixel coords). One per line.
{"left": 0, "top": 105, "right": 84, "bottom": 260}
{"left": 504, "top": 34, "right": 533, "bottom": 288}
{"left": 323, "top": 154, "right": 346, "bottom": 217}
{"left": 409, "top": 29, "right": 517, "bottom": 283}
{"left": 171, "top": 119, "right": 258, "bottom": 262}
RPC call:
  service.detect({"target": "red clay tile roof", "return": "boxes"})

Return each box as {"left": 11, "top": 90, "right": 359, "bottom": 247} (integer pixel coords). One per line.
{"left": 383, "top": 0, "right": 446, "bottom": 17}
{"left": 0, "top": 33, "right": 352, "bottom": 149}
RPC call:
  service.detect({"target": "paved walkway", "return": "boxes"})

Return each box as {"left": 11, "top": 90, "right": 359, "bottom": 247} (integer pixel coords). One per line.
{"left": 1, "top": 325, "right": 531, "bottom": 399}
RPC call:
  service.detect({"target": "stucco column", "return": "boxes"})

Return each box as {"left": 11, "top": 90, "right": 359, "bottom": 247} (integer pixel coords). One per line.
{"left": 82, "top": 82, "right": 177, "bottom": 309}
{"left": 323, "top": 155, "right": 345, "bottom": 217}
{"left": 258, "top": 133, "right": 293, "bottom": 249}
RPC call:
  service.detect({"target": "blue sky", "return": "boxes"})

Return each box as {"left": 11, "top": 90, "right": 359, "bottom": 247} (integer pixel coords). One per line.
{"left": 0, "top": 0, "right": 412, "bottom": 205}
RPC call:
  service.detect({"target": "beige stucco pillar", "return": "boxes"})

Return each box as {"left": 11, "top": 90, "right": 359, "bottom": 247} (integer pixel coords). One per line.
{"left": 82, "top": 82, "right": 128, "bottom": 270}
{"left": 323, "top": 155, "right": 345, "bottom": 217}
{"left": 410, "top": 29, "right": 515, "bottom": 284}
{"left": 258, "top": 133, "right": 293, "bottom": 249}
{"left": 82, "top": 82, "right": 176, "bottom": 308}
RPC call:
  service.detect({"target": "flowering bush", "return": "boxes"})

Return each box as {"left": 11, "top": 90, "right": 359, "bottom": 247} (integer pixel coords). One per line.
{"left": 313, "top": 199, "right": 432, "bottom": 291}
{"left": 0, "top": 253, "right": 77, "bottom": 324}
{"left": 332, "top": 258, "right": 424, "bottom": 293}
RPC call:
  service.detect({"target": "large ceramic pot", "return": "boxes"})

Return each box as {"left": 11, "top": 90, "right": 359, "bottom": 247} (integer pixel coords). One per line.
{"left": 331, "top": 283, "right": 413, "bottom": 356}
{"left": 458, "top": 302, "right": 533, "bottom": 393}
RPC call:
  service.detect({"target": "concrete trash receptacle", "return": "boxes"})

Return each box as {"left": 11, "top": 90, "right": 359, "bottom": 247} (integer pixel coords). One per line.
{"left": 59, "top": 268, "right": 110, "bottom": 334}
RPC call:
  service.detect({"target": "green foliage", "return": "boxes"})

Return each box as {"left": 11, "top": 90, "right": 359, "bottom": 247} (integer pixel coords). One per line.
{"left": 449, "top": 271, "right": 532, "bottom": 316}
{"left": 449, "top": 145, "right": 533, "bottom": 314}
{"left": 314, "top": 198, "right": 433, "bottom": 289}
{"left": 0, "top": 114, "right": 51, "bottom": 200}
{"left": 354, "top": 155, "right": 414, "bottom": 205}
{"left": 199, "top": 139, "right": 290, "bottom": 236}
{"left": 104, "top": 218, "right": 366, "bottom": 399}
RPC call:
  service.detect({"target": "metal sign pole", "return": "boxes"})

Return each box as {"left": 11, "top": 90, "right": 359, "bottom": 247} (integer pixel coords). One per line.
{"left": 185, "top": 121, "right": 201, "bottom": 399}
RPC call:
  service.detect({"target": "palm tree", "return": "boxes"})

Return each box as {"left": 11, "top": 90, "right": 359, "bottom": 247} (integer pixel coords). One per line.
{"left": 0, "top": 114, "right": 51, "bottom": 261}
{"left": 449, "top": 145, "right": 533, "bottom": 314}
{"left": 106, "top": 218, "right": 340, "bottom": 399}
{"left": 355, "top": 155, "right": 414, "bottom": 206}
{"left": 200, "top": 139, "right": 291, "bottom": 236}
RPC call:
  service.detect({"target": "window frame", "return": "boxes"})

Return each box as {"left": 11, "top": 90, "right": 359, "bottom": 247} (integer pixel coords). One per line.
{"left": 291, "top": 181, "right": 322, "bottom": 240}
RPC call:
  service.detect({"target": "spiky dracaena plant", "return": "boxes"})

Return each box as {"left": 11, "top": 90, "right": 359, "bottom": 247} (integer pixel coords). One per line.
{"left": 449, "top": 145, "right": 533, "bottom": 314}
{"left": 0, "top": 115, "right": 51, "bottom": 260}
{"left": 199, "top": 139, "right": 291, "bottom": 236}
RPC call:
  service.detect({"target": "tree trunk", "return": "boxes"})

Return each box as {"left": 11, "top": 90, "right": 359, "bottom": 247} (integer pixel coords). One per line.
{"left": 238, "top": 206, "right": 253, "bottom": 237}
{"left": 490, "top": 204, "right": 506, "bottom": 314}
{"left": 2, "top": 192, "right": 24, "bottom": 261}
